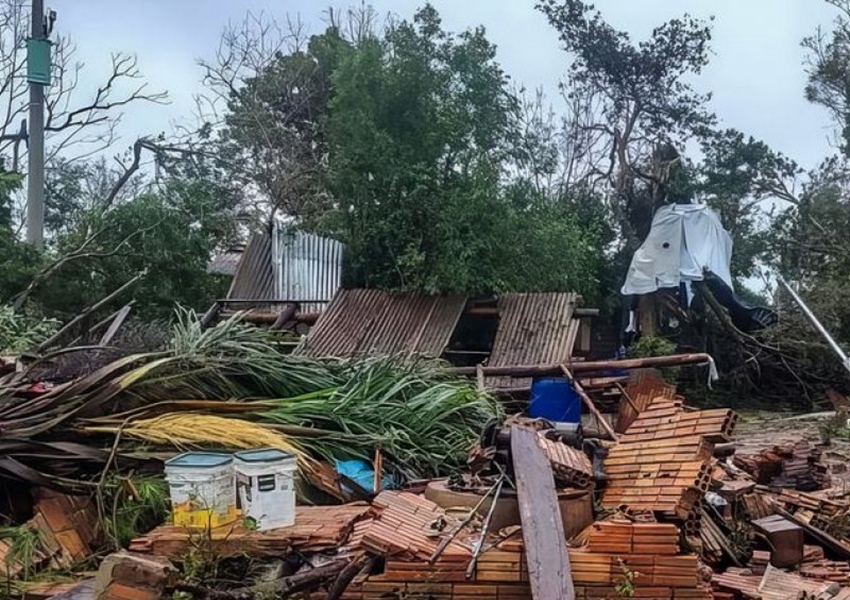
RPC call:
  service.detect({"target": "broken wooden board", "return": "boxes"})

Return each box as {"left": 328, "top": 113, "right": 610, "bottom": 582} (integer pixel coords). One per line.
{"left": 510, "top": 424, "right": 575, "bottom": 600}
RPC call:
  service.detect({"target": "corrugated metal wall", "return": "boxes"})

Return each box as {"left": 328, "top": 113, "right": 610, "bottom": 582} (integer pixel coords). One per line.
{"left": 274, "top": 227, "right": 345, "bottom": 313}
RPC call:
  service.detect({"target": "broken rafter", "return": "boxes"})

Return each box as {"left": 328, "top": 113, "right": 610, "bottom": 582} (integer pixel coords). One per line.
{"left": 561, "top": 364, "right": 617, "bottom": 441}
{"left": 454, "top": 353, "right": 716, "bottom": 377}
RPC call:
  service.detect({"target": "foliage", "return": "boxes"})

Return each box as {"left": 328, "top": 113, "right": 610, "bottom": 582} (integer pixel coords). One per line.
{"left": 0, "top": 525, "right": 39, "bottom": 581}
{"left": 0, "top": 313, "right": 502, "bottom": 487}
{"left": 34, "top": 177, "right": 236, "bottom": 322}
{"left": 102, "top": 475, "right": 170, "bottom": 548}
{"left": 0, "top": 305, "right": 59, "bottom": 354}
{"left": 502, "top": 184, "right": 608, "bottom": 301}
{"left": 218, "top": 25, "right": 349, "bottom": 224}
{"left": 627, "top": 335, "right": 677, "bottom": 360}
{"left": 614, "top": 558, "right": 641, "bottom": 598}
{"left": 537, "top": 0, "right": 716, "bottom": 249}
{"left": 803, "top": 0, "right": 850, "bottom": 156}
{"left": 696, "top": 129, "right": 800, "bottom": 281}
{"left": 261, "top": 357, "right": 503, "bottom": 477}
{"left": 325, "top": 6, "right": 518, "bottom": 293}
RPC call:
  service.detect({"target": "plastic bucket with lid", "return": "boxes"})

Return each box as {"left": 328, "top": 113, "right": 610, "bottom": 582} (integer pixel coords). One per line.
{"left": 234, "top": 448, "right": 297, "bottom": 531}
{"left": 164, "top": 452, "right": 237, "bottom": 529}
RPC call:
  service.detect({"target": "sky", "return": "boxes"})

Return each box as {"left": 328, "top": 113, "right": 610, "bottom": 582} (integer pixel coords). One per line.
{"left": 52, "top": 0, "right": 841, "bottom": 171}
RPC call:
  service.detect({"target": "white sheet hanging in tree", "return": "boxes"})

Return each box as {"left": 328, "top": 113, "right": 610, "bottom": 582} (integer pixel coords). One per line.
{"left": 620, "top": 203, "right": 733, "bottom": 297}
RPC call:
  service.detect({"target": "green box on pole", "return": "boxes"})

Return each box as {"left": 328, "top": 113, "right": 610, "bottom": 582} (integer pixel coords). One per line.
{"left": 26, "top": 38, "right": 51, "bottom": 86}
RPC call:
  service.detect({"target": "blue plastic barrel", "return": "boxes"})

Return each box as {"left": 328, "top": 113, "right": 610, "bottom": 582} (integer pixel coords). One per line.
{"left": 529, "top": 377, "right": 581, "bottom": 424}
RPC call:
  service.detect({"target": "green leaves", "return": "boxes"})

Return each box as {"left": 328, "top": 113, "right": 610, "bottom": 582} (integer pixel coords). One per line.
{"left": 260, "top": 357, "right": 504, "bottom": 478}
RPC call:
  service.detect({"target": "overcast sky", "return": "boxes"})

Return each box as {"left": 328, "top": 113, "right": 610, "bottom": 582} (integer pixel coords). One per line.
{"left": 53, "top": 0, "right": 840, "bottom": 170}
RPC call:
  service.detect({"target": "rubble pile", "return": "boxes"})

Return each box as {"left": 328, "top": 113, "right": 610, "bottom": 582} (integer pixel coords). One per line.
{"left": 11, "top": 372, "right": 850, "bottom": 600}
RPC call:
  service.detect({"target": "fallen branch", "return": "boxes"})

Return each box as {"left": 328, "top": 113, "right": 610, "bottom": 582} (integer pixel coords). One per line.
{"left": 326, "top": 555, "right": 375, "bottom": 600}
{"left": 36, "top": 271, "right": 146, "bottom": 352}
{"left": 173, "top": 559, "right": 348, "bottom": 600}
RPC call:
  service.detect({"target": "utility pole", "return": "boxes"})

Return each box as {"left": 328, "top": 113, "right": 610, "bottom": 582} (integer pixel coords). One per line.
{"left": 26, "top": 0, "right": 45, "bottom": 247}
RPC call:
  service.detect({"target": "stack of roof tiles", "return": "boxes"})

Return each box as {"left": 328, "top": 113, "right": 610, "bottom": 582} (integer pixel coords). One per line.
{"left": 130, "top": 503, "right": 371, "bottom": 557}
{"left": 602, "top": 397, "right": 737, "bottom": 519}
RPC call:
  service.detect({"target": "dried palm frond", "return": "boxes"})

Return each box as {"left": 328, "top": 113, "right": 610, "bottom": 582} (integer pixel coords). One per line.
{"left": 86, "top": 413, "right": 312, "bottom": 468}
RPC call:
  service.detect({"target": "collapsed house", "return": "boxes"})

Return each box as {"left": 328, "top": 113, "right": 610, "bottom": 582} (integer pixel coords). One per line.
{"left": 18, "top": 368, "right": 850, "bottom": 600}
{"left": 2, "top": 220, "right": 846, "bottom": 600}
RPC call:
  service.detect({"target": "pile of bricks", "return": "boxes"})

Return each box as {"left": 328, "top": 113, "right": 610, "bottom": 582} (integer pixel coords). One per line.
{"left": 94, "top": 552, "right": 177, "bottom": 600}
{"left": 734, "top": 440, "right": 830, "bottom": 490}
{"left": 339, "top": 491, "right": 713, "bottom": 600}
{"left": 29, "top": 489, "right": 100, "bottom": 568}
{"left": 129, "top": 503, "right": 372, "bottom": 557}
{"left": 602, "top": 397, "right": 736, "bottom": 518}
{"left": 536, "top": 434, "right": 593, "bottom": 488}
{"left": 615, "top": 370, "right": 679, "bottom": 433}
{"left": 359, "top": 492, "right": 470, "bottom": 561}
{"left": 585, "top": 520, "right": 679, "bottom": 555}
{"left": 0, "top": 489, "right": 100, "bottom": 579}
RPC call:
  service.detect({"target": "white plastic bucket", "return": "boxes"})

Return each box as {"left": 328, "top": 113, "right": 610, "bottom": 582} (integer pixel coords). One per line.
{"left": 234, "top": 448, "right": 297, "bottom": 531}
{"left": 164, "top": 452, "right": 237, "bottom": 529}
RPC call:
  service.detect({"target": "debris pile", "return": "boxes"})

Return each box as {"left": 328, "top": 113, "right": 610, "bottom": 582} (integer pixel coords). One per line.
{"left": 6, "top": 315, "right": 850, "bottom": 600}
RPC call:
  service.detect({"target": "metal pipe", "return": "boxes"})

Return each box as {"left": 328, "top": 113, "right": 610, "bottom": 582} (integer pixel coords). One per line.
{"left": 777, "top": 275, "right": 850, "bottom": 375}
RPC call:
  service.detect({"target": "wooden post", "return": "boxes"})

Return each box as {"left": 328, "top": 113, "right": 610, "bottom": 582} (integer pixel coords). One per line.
{"left": 476, "top": 364, "right": 485, "bottom": 391}
{"left": 373, "top": 446, "right": 383, "bottom": 494}
{"left": 561, "top": 364, "right": 618, "bottom": 441}
{"left": 511, "top": 425, "right": 575, "bottom": 600}
{"left": 615, "top": 382, "right": 640, "bottom": 415}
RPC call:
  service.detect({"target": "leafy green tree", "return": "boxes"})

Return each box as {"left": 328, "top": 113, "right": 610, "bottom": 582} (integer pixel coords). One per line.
{"left": 695, "top": 129, "right": 800, "bottom": 281}
{"left": 33, "top": 173, "right": 236, "bottom": 321}
{"left": 804, "top": 0, "right": 850, "bottom": 156}
{"left": 537, "top": 0, "right": 715, "bottom": 249}
{"left": 325, "top": 6, "right": 520, "bottom": 293}
{"left": 0, "top": 170, "right": 42, "bottom": 300}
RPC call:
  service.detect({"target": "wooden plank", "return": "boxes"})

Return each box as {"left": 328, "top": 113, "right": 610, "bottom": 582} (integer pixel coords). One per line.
{"left": 561, "top": 364, "right": 618, "bottom": 441}
{"left": 510, "top": 425, "right": 575, "bottom": 600}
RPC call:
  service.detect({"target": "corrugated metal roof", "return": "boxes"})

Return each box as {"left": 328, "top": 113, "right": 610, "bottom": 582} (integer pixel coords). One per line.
{"left": 300, "top": 289, "right": 467, "bottom": 358}
{"left": 227, "top": 233, "right": 274, "bottom": 300}
{"left": 226, "top": 229, "right": 344, "bottom": 313}
{"left": 208, "top": 250, "right": 243, "bottom": 276}
{"left": 274, "top": 228, "right": 345, "bottom": 313}
{"left": 486, "top": 292, "right": 580, "bottom": 389}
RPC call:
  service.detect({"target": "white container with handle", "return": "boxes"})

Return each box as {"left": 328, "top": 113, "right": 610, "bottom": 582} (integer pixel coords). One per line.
{"left": 234, "top": 448, "right": 297, "bottom": 531}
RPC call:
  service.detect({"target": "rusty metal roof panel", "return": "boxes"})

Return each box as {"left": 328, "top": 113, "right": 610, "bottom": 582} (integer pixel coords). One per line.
{"left": 486, "top": 292, "right": 579, "bottom": 389}
{"left": 300, "top": 289, "right": 467, "bottom": 358}
{"left": 227, "top": 233, "right": 274, "bottom": 300}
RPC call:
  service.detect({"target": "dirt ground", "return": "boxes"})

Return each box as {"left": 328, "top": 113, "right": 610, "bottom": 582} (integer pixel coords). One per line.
{"left": 734, "top": 410, "right": 850, "bottom": 494}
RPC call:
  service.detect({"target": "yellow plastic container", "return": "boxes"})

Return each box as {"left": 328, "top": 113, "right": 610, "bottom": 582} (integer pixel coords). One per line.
{"left": 164, "top": 452, "right": 238, "bottom": 529}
